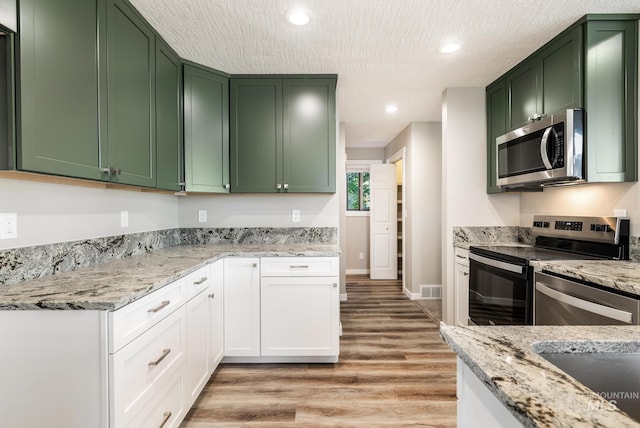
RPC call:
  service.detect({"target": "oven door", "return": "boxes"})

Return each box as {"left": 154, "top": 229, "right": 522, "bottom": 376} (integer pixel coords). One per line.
{"left": 468, "top": 253, "right": 533, "bottom": 325}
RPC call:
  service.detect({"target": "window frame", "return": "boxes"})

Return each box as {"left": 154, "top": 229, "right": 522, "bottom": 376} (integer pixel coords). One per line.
{"left": 345, "top": 160, "right": 380, "bottom": 217}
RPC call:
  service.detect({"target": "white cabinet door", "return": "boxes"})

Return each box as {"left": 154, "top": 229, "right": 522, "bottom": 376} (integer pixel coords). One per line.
{"left": 223, "top": 258, "right": 261, "bottom": 356}
{"left": 185, "top": 290, "right": 209, "bottom": 408}
{"left": 454, "top": 262, "right": 469, "bottom": 327}
{"left": 208, "top": 259, "right": 224, "bottom": 373}
{"left": 261, "top": 276, "right": 339, "bottom": 356}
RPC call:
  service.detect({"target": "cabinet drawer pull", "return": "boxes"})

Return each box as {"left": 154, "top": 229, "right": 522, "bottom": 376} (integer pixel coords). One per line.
{"left": 193, "top": 277, "right": 208, "bottom": 285}
{"left": 455, "top": 254, "right": 467, "bottom": 259}
{"left": 159, "top": 411, "right": 172, "bottom": 428}
{"left": 463, "top": 272, "right": 469, "bottom": 276}
{"left": 148, "top": 348, "right": 171, "bottom": 367}
{"left": 208, "top": 293, "right": 215, "bottom": 299}
{"left": 290, "top": 265, "right": 309, "bottom": 269}
{"left": 148, "top": 300, "right": 170, "bottom": 313}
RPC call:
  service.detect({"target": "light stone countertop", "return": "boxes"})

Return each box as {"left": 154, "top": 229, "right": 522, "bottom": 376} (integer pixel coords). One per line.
{"left": 0, "top": 243, "right": 340, "bottom": 311}
{"left": 440, "top": 325, "right": 640, "bottom": 427}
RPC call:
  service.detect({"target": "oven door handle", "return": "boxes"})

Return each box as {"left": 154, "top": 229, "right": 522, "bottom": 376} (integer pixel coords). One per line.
{"left": 536, "top": 282, "right": 633, "bottom": 324}
{"left": 469, "top": 253, "right": 524, "bottom": 274}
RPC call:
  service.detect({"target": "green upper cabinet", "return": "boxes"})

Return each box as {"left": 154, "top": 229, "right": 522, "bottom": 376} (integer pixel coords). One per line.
{"left": 155, "top": 40, "right": 183, "bottom": 191}
{"left": 17, "top": 0, "right": 103, "bottom": 180}
{"left": 183, "top": 63, "right": 229, "bottom": 193}
{"left": 230, "top": 78, "right": 283, "bottom": 193}
{"left": 486, "top": 79, "right": 507, "bottom": 194}
{"left": 506, "top": 26, "right": 582, "bottom": 129}
{"left": 0, "top": 0, "right": 16, "bottom": 32}
{"left": 282, "top": 79, "right": 336, "bottom": 193}
{"left": 230, "top": 76, "right": 336, "bottom": 193}
{"left": 487, "top": 15, "right": 638, "bottom": 193}
{"left": 584, "top": 19, "right": 638, "bottom": 182}
{"left": 105, "top": 0, "right": 156, "bottom": 187}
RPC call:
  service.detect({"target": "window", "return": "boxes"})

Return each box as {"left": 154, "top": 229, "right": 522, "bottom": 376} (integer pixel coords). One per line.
{"left": 347, "top": 171, "right": 370, "bottom": 211}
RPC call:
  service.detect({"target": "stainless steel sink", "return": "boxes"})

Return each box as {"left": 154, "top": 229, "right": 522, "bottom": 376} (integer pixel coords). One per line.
{"left": 534, "top": 342, "right": 640, "bottom": 422}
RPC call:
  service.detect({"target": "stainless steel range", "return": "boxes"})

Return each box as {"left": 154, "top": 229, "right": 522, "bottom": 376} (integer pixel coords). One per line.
{"left": 468, "top": 215, "right": 630, "bottom": 326}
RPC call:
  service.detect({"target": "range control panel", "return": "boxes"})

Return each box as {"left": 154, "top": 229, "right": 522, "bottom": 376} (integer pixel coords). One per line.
{"left": 532, "top": 215, "right": 629, "bottom": 243}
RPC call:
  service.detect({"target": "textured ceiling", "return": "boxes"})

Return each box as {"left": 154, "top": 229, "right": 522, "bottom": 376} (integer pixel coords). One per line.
{"left": 130, "top": 0, "right": 640, "bottom": 148}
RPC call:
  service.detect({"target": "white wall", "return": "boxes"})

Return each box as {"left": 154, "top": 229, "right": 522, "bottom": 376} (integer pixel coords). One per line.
{"left": 0, "top": 177, "right": 179, "bottom": 249}
{"left": 178, "top": 193, "right": 338, "bottom": 227}
{"left": 384, "top": 121, "right": 442, "bottom": 296}
{"left": 521, "top": 180, "right": 639, "bottom": 235}
{"left": 441, "top": 87, "right": 520, "bottom": 325}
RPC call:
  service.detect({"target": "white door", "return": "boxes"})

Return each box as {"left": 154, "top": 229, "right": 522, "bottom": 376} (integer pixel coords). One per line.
{"left": 369, "top": 164, "right": 397, "bottom": 279}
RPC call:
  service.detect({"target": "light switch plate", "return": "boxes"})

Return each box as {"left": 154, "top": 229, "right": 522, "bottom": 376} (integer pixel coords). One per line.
{"left": 291, "top": 209, "right": 301, "bottom": 222}
{"left": 0, "top": 213, "right": 17, "bottom": 239}
{"left": 120, "top": 211, "right": 129, "bottom": 228}
{"left": 198, "top": 210, "right": 207, "bottom": 223}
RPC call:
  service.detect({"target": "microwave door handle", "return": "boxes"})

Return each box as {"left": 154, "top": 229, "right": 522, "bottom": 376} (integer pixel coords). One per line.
{"left": 536, "top": 282, "right": 633, "bottom": 324}
{"left": 540, "top": 127, "right": 554, "bottom": 169}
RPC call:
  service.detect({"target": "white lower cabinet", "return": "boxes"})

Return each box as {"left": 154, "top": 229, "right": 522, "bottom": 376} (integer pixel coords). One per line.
{"left": 1, "top": 254, "right": 337, "bottom": 428}
{"left": 223, "top": 256, "right": 340, "bottom": 362}
{"left": 208, "top": 259, "right": 224, "bottom": 372}
{"left": 457, "top": 357, "right": 523, "bottom": 427}
{"left": 261, "top": 276, "right": 339, "bottom": 356}
{"left": 223, "top": 257, "right": 261, "bottom": 356}
{"left": 454, "top": 247, "right": 470, "bottom": 326}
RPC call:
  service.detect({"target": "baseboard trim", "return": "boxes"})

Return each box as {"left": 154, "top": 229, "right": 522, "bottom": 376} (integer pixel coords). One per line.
{"left": 403, "top": 287, "right": 419, "bottom": 300}
{"left": 346, "top": 269, "right": 369, "bottom": 275}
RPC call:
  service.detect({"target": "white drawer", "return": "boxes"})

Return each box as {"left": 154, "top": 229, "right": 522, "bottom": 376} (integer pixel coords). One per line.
{"left": 184, "top": 265, "right": 212, "bottom": 302}
{"left": 260, "top": 257, "right": 338, "bottom": 277}
{"left": 110, "top": 306, "right": 187, "bottom": 427}
{"left": 454, "top": 247, "right": 469, "bottom": 267}
{"left": 124, "top": 362, "right": 187, "bottom": 428}
{"left": 109, "top": 278, "right": 186, "bottom": 353}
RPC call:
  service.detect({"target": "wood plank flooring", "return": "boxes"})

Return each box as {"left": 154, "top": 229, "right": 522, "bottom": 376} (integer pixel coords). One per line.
{"left": 180, "top": 276, "right": 457, "bottom": 427}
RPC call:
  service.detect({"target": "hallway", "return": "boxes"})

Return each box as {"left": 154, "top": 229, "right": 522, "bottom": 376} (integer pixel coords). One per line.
{"left": 181, "top": 277, "right": 457, "bottom": 426}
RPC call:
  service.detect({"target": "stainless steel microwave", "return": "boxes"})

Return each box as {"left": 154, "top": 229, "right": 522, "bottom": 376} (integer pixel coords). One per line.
{"left": 496, "top": 109, "right": 584, "bottom": 188}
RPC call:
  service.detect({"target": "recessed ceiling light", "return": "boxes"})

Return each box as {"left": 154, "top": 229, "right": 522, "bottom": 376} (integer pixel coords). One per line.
{"left": 385, "top": 105, "right": 398, "bottom": 114}
{"left": 440, "top": 42, "right": 461, "bottom": 54}
{"left": 287, "top": 10, "right": 310, "bottom": 26}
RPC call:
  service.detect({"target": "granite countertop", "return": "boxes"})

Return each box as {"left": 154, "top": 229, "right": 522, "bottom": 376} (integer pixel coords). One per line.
{"left": 532, "top": 259, "right": 640, "bottom": 297}
{"left": 455, "top": 241, "right": 529, "bottom": 250}
{"left": 441, "top": 325, "right": 640, "bottom": 427}
{"left": 0, "top": 243, "right": 340, "bottom": 311}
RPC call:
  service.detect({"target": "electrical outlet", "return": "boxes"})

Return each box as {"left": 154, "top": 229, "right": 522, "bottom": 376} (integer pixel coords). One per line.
{"left": 358, "top": 252, "right": 364, "bottom": 260}
{"left": 120, "top": 211, "right": 129, "bottom": 228}
{"left": 291, "top": 209, "right": 301, "bottom": 222}
{"left": 0, "top": 213, "right": 17, "bottom": 239}
{"left": 198, "top": 210, "right": 207, "bottom": 223}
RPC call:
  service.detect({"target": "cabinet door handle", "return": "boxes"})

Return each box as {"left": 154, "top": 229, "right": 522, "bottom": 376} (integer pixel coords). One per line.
{"left": 463, "top": 272, "right": 469, "bottom": 276}
{"left": 208, "top": 293, "right": 215, "bottom": 299}
{"left": 276, "top": 184, "right": 282, "bottom": 190}
{"left": 99, "top": 167, "right": 112, "bottom": 174}
{"left": 193, "top": 277, "right": 208, "bottom": 285}
{"left": 290, "top": 265, "right": 309, "bottom": 269}
{"left": 252, "top": 263, "right": 258, "bottom": 268}
{"left": 159, "top": 411, "right": 172, "bottom": 428}
{"left": 147, "top": 300, "right": 170, "bottom": 313}
{"left": 224, "top": 184, "right": 230, "bottom": 189}
{"left": 333, "top": 283, "right": 338, "bottom": 288}
{"left": 148, "top": 348, "right": 171, "bottom": 367}
{"left": 283, "top": 183, "right": 289, "bottom": 190}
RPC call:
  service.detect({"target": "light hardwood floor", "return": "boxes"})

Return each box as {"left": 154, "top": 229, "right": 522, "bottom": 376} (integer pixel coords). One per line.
{"left": 180, "top": 276, "right": 457, "bottom": 427}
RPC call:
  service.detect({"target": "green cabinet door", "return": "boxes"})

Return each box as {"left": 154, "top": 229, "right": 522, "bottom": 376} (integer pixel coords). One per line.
{"left": 105, "top": 0, "right": 156, "bottom": 187}
{"left": 539, "top": 26, "right": 582, "bottom": 115}
{"left": 230, "top": 79, "right": 282, "bottom": 193}
{"left": 155, "top": 40, "right": 183, "bottom": 191}
{"left": 506, "top": 57, "right": 537, "bottom": 129}
{"left": 18, "top": 0, "right": 103, "bottom": 180}
{"left": 0, "top": 0, "right": 16, "bottom": 31}
{"left": 183, "top": 63, "right": 229, "bottom": 193}
{"left": 282, "top": 79, "right": 336, "bottom": 192}
{"left": 486, "top": 79, "right": 507, "bottom": 194}
{"left": 585, "top": 19, "right": 638, "bottom": 182}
